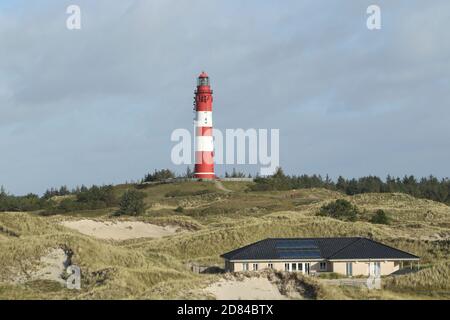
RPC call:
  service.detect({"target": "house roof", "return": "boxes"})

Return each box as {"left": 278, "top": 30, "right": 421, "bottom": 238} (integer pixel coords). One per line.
{"left": 221, "top": 237, "right": 419, "bottom": 261}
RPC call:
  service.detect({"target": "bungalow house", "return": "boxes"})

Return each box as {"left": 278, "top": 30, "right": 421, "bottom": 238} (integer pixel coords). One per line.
{"left": 221, "top": 237, "right": 419, "bottom": 277}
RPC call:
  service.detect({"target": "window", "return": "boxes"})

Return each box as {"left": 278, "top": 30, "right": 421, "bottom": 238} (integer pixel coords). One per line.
{"left": 252, "top": 263, "right": 258, "bottom": 271}
{"left": 243, "top": 263, "right": 249, "bottom": 271}
{"left": 197, "top": 77, "right": 210, "bottom": 86}
{"left": 298, "top": 263, "right": 303, "bottom": 271}
{"left": 285, "top": 263, "right": 290, "bottom": 271}
{"left": 292, "top": 263, "right": 297, "bottom": 271}
{"left": 268, "top": 263, "right": 274, "bottom": 269}
{"left": 320, "top": 262, "right": 327, "bottom": 271}
{"left": 346, "top": 262, "right": 353, "bottom": 276}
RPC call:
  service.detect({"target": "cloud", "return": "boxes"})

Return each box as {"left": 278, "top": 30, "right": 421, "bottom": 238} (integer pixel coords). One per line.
{"left": 0, "top": 0, "right": 449, "bottom": 194}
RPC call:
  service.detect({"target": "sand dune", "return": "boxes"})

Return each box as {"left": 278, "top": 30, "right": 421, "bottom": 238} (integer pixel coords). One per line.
{"left": 61, "top": 219, "right": 180, "bottom": 240}
{"left": 204, "top": 277, "right": 286, "bottom": 300}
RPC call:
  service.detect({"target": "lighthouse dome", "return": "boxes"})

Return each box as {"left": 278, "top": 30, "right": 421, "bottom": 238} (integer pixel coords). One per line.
{"left": 197, "top": 71, "right": 210, "bottom": 86}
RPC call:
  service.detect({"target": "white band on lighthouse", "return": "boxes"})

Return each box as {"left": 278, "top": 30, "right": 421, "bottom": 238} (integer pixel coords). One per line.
{"left": 195, "top": 136, "right": 214, "bottom": 152}
{"left": 196, "top": 111, "right": 213, "bottom": 127}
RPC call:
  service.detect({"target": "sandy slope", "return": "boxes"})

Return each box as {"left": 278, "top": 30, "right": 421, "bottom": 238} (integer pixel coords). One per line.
{"left": 204, "top": 277, "right": 286, "bottom": 300}
{"left": 13, "top": 248, "right": 68, "bottom": 285}
{"left": 60, "top": 219, "right": 179, "bottom": 240}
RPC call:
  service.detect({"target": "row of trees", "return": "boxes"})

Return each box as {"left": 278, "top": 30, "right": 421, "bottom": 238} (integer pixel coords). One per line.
{"left": 251, "top": 168, "right": 450, "bottom": 204}
{"left": 0, "top": 185, "right": 118, "bottom": 213}
{"left": 2, "top": 167, "right": 449, "bottom": 213}
{"left": 143, "top": 167, "right": 252, "bottom": 181}
{"left": 47, "top": 185, "right": 118, "bottom": 214}
{"left": 0, "top": 187, "right": 48, "bottom": 212}
{"left": 143, "top": 169, "right": 176, "bottom": 182}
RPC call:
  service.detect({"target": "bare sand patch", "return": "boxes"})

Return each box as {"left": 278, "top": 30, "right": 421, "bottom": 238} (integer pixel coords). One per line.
{"left": 60, "top": 219, "right": 180, "bottom": 240}
{"left": 13, "top": 248, "right": 68, "bottom": 285}
{"left": 204, "top": 277, "right": 286, "bottom": 300}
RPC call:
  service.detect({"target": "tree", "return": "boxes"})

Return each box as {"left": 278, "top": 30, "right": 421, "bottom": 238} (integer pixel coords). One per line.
{"left": 115, "top": 190, "right": 146, "bottom": 216}
{"left": 185, "top": 166, "right": 194, "bottom": 178}
{"left": 318, "top": 199, "right": 359, "bottom": 221}
{"left": 336, "top": 176, "right": 347, "bottom": 192}
{"left": 370, "top": 209, "right": 390, "bottom": 225}
{"left": 1, "top": 186, "right": 7, "bottom": 197}
{"left": 144, "top": 169, "right": 175, "bottom": 182}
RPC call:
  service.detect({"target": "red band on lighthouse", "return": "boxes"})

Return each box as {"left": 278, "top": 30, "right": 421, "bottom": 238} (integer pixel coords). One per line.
{"left": 194, "top": 72, "right": 215, "bottom": 179}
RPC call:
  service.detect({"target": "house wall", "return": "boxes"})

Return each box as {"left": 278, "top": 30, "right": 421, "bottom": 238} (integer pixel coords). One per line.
{"left": 226, "top": 260, "right": 328, "bottom": 273}
{"left": 226, "top": 260, "right": 400, "bottom": 276}
{"left": 331, "top": 261, "right": 400, "bottom": 276}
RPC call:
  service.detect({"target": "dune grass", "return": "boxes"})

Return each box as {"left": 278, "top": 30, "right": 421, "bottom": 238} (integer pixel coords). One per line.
{"left": 0, "top": 182, "right": 449, "bottom": 299}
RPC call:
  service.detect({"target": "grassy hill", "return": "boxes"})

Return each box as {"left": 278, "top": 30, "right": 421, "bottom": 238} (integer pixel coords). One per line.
{"left": 0, "top": 180, "right": 449, "bottom": 299}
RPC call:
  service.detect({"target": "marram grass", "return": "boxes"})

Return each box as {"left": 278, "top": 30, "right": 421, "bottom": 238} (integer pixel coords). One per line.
{"left": 0, "top": 183, "right": 449, "bottom": 299}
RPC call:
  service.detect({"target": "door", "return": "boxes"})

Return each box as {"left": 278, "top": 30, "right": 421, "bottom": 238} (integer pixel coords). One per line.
{"left": 346, "top": 262, "right": 353, "bottom": 276}
{"left": 370, "top": 262, "right": 381, "bottom": 276}
{"left": 304, "top": 263, "right": 310, "bottom": 275}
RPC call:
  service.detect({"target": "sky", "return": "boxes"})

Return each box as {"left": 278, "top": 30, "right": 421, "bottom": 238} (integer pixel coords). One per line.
{"left": 0, "top": 0, "right": 449, "bottom": 195}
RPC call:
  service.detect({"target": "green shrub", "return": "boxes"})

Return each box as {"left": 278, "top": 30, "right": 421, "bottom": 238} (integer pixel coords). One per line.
{"left": 143, "top": 169, "right": 175, "bottom": 182}
{"left": 318, "top": 199, "right": 358, "bottom": 221}
{"left": 174, "top": 206, "right": 184, "bottom": 213}
{"left": 370, "top": 209, "right": 390, "bottom": 225}
{"left": 316, "top": 272, "right": 346, "bottom": 279}
{"left": 0, "top": 187, "right": 49, "bottom": 212}
{"left": 249, "top": 167, "right": 292, "bottom": 191}
{"left": 40, "top": 185, "right": 117, "bottom": 215}
{"left": 115, "top": 190, "right": 146, "bottom": 216}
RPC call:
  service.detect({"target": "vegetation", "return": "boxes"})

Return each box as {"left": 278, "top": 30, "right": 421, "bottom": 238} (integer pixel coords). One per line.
{"left": 251, "top": 168, "right": 450, "bottom": 205}
{"left": 43, "top": 185, "right": 117, "bottom": 215}
{"left": 370, "top": 209, "right": 390, "bottom": 225}
{"left": 224, "top": 168, "right": 249, "bottom": 178}
{"left": 165, "top": 189, "right": 213, "bottom": 198}
{"left": 143, "top": 169, "right": 175, "bottom": 182}
{"left": 384, "top": 262, "right": 450, "bottom": 294}
{"left": 115, "top": 190, "right": 146, "bottom": 216}
{"left": 318, "top": 199, "right": 359, "bottom": 221}
{"left": 316, "top": 272, "right": 346, "bottom": 279}
{"left": 0, "top": 188, "right": 48, "bottom": 212}
{"left": 174, "top": 206, "right": 184, "bottom": 213}
{"left": 0, "top": 174, "right": 449, "bottom": 300}
{"left": 42, "top": 185, "right": 72, "bottom": 199}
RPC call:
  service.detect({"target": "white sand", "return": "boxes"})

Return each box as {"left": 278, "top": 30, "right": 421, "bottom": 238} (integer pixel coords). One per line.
{"left": 61, "top": 219, "right": 179, "bottom": 240}
{"left": 13, "top": 248, "right": 68, "bottom": 285}
{"left": 204, "top": 277, "right": 286, "bottom": 300}
{"left": 31, "top": 248, "right": 68, "bottom": 285}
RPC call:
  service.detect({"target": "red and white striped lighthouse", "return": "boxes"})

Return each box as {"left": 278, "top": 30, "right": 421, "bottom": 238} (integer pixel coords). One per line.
{"left": 194, "top": 72, "right": 215, "bottom": 179}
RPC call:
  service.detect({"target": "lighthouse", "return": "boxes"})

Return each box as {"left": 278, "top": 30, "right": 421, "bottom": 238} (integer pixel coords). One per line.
{"left": 194, "top": 72, "right": 215, "bottom": 179}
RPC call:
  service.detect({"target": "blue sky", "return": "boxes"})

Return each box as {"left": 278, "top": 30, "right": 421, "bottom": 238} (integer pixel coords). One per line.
{"left": 0, "top": 0, "right": 449, "bottom": 195}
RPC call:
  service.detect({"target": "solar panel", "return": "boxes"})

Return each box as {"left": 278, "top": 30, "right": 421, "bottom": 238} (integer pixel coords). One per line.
{"left": 278, "top": 250, "right": 321, "bottom": 259}
{"left": 276, "top": 240, "right": 318, "bottom": 250}
{"left": 275, "top": 240, "right": 321, "bottom": 259}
